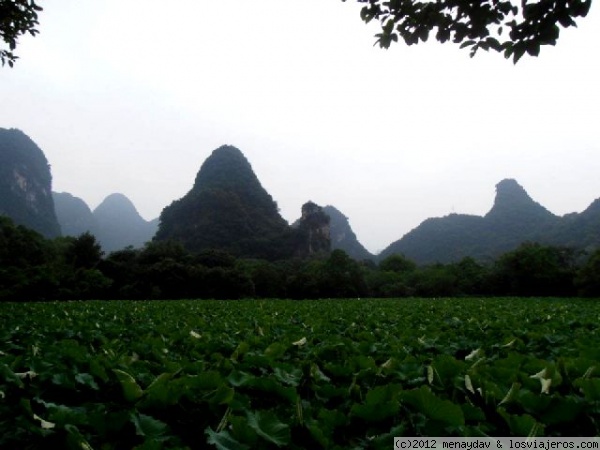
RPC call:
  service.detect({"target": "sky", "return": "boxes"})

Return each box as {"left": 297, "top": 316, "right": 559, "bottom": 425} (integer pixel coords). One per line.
{"left": 1, "top": 1, "right": 599, "bottom": 254}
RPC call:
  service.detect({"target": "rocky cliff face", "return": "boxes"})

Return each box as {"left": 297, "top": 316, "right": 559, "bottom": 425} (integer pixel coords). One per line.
{"left": 323, "top": 205, "right": 373, "bottom": 261}
{"left": 0, "top": 128, "right": 61, "bottom": 238}
{"left": 294, "top": 201, "right": 331, "bottom": 258}
{"left": 155, "top": 145, "right": 293, "bottom": 259}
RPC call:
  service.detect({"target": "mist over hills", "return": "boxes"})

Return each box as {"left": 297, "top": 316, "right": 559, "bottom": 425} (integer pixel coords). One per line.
{"left": 2, "top": 127, "right": 600, "bottom": 264}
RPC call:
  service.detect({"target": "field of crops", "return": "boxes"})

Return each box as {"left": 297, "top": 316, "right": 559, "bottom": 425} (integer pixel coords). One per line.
{"left": 1, "top": 298, "right": 599, "bottom": 449}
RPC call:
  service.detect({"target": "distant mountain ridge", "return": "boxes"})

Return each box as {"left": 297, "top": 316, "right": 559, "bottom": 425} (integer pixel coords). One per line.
{"left": 4, "top": 127, "right": 600, "bottom": 264}
{"left": 53, "top": 191, "right": 158, "bottom": 252}
{"left": 0, "top": 128, "right": 61, "bottom": 238}
{"left": 379, "top": 178, "right": 600, "bottom": 264}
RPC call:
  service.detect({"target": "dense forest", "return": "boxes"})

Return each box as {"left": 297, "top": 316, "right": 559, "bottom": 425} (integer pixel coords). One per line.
{"left": 2, "top": 215, "right": 599, "bottom": 301}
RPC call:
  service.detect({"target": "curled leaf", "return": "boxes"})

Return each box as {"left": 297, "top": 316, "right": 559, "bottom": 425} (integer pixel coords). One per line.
{"left": 292, "top": 337, "right": 307, "bottom": 346}
{"left": 465, "top": 375, "right": 475, "bottom": 394}
{"left": 33, "top": 414, "right": 55, "bottom": 429}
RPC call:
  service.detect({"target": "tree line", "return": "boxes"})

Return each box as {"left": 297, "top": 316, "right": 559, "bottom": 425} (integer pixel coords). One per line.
{"left": 1, "top": 216, "right": 599, "bottom": 301}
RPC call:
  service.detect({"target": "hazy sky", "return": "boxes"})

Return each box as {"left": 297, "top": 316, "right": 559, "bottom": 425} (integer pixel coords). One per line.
{"left": 1, "top": 1, "right": 599, "bottom": 253}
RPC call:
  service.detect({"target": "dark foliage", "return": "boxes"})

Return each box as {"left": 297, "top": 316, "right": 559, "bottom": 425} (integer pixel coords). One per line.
{"left": 0, "top": 214, "right": 596, "bottom": 301}
{"left": 346, "top": 0, "right": 591, "bottom": 62}
{"left": 0, "top": 0, "right": 42, "bottom": 66}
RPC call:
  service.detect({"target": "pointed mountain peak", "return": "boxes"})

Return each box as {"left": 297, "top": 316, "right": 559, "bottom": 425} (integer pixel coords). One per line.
{"left": 156, "top": 145, "right": 290, "bottom": 258}
{"left": 193, "top": 145, "right": 258, "bottom": 192}
{"left": 493, "top": 178, "right": 531, "bottom": 204}
{"left": 486, "top": 178, "right": 554, "bottom": 218}
{"left": 94, "top": 193, "right": 141, "bottom": 219}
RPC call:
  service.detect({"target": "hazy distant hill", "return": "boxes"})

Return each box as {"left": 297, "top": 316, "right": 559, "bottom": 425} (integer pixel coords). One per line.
{"left": 0, "top": 128, "right": 61, "bottom": 238}
{"left": 322, "top": 205, "right": 374, "bottom": 261}
{"left": 93, "top": 193, "right": 158, "bottom": 253}
{"left": 53, "top": 192, "right": 97, "bottom": 237}
{"left": 54, "top": 191, "right": 158, "bottom": 253}
{"left": 155, "top": 145, "right": 296, "bottom": 259}
{"left": 379, "top": 179, "right": 597, "bottom": 264}
{"left": 547, "top": 198, "right": 600, "bottom": 251}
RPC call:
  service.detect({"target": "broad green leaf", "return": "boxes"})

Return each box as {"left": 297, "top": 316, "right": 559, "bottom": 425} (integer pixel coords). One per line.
{"left": 0, "top": 363, "right": 24, "bottom": 388}
{"left": 498, "top": 382, "right": 520, "bottom": 406}
{"left": 264, "top": 342, "right": 287, "bottom": 359}
{"left": 246, "top": 411, "right": 290, "bottom": 447}
{"left": 65, "top": 424, "right": 94, "bottom": 450}
{"left": 75, "top": 372, "right": 99, "bottom": 390}
{"left": 575, "top": 378, "right": 600, "bottom": 401}
{"left": 205, "top": 427, "right": 250, "bottom": 450}
{"left": 401, "top": 386, "right": 464, "bottom": 426}
{"left": 273, "top": 366, "right": 302, "bottom": 387}
{"left": 351, "top": 384, "right": 402, "bottom": 422}
{"left": 227, "top": 370, "right": 255, "bottom": 387}
{"left": 112, "top": 369, "right": 143, "bottom": 402}
{"left": 310, "top": 363, "right": 330, "bottom": 383}
{"left": 131, "top": 413, "right": 168, "bottom": 438}
{"left": 499, "top": 410, "right": 544, "bottom": 437}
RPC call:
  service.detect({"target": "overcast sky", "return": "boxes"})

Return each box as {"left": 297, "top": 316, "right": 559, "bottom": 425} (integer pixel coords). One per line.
{"left": 1, "top": 1, "right": 599, "bottom": 253}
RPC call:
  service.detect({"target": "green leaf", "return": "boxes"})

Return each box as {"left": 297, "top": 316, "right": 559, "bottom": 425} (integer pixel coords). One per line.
{"left": 75, "top": 372, "right": 99, "bottom": 390}
{"left": 575, "top": 378, "right": 600, "bottom": 401}
{"left": 205, "top": 427, "right": 250, "bottom": 450}
{"left": 264, "top": 342, "right": 287, "bottom": 359}
{"left": 401, "top": 386, "right": 464, "bottom": 426}
{"left": 112, "top": 369, "right": 143, "bottom": 402}
{"left": 131, "top": 413, "right": 168, "bottom": 438}
{"left": 273, "top": 366, "right": 302, "bottom": 387}
{"left": 139, "top": 373, "right": 181, "bottom": 409}
{"left": 351, "top": 384, "right": 402, "bottom": 422}
{"left": 227, "top": 370, "right": 255, "bottom": 387}
{"left": 0, "top": 363, "right": 24, "bottom": 388}
{"left": 310, "top": 363, "right": 330, "bottom": 383}
{"left": 246, "top": 411, "right": 291, "bottom": 447}
{"left": 65, "top": 424, "right": 94, "bottom": 450}
{"left": 499, "top": 411, "right": 544, "bottom": 437}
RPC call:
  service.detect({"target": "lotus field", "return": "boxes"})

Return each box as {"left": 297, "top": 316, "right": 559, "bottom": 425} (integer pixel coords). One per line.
{"left": 1, "top": 298, "right": 600, "bottom": 449}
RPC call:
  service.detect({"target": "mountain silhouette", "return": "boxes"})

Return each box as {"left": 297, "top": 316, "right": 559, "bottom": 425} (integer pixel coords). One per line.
{"left": 0, "top": 128, "right": 61, "bottom": 238}
{"left": 53, "top": 191, "right": 97, "bottom": 237}
{"left": 155, "top": 145, "right": 294, "bottom": 259}
{"left": 54, "top": 191, "right": 158, "bottom": 253}
{"left": 379, "top": 178, "right": 595, "bottom": 264}
{"left": 322, "top": 205, "right": 374, "bottom": 261}
{"left": 93, "top": 193, "right": 158, "bottom": 252}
